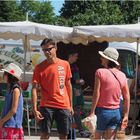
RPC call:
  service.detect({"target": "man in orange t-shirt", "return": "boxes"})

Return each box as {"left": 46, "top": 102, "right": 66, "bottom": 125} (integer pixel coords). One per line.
{"left": 32, "top": 38, "right": 73, "bottom": 140}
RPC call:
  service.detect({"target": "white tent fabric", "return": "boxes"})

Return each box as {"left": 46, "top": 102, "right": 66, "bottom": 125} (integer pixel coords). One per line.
{"left": 0, "top": 21, "right": 73, "bottom": 43}
{"left": 73, "top": 23, "right": 140, "bottom": 43}
{"left": 1, "top": 21, "right": 140, "bottom": 45}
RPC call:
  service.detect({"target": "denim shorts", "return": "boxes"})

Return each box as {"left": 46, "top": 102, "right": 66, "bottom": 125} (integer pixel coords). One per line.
{"left": 95, "top": 107, "right": 121, "bottom": 132}
{"left": 39, "top": 107, "right": 71, "bottom": 135}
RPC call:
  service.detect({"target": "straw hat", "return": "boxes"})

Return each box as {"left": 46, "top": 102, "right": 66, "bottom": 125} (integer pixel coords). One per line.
{"left": 98, "top": 47, "right": 119, "bottom": 65}
{"left": 2, "top": 63, "right": 22, "bottom": 80}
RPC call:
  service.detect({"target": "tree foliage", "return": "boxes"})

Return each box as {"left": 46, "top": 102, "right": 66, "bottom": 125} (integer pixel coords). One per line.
{"left": 1, "top": 0, "right": 140, "bottom": 26}
{"left": 118, "top": 0, "right": 140, "bottom": 24}
{"left": 0, "top": 0, "right": 24, "bottom": 21}
{"left": 19, "top": 0, "right": 56, "bottom": 24}
{"left": 58, "top": 0, "right": 140, "bottom": 26}
{"left": 0, "top": 0, "right": 56, "bottom": 24}
{"left": 32, "top": 1, "right": 56, "bottom": 24}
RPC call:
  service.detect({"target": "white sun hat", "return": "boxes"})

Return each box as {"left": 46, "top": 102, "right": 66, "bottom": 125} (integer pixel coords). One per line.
{"left": 98, "top": 47, "right": 119, "bottom": 65}
{"left": 2, "top": 63, "right": 23, "bottom": 80}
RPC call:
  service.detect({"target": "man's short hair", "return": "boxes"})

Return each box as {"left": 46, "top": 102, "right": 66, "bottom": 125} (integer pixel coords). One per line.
{"left": 41, "top": 38, "right": 56, "bottom": 47}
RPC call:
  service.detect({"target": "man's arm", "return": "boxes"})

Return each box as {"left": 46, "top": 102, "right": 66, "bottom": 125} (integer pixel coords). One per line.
{"left": 32, "top": 83, "right": 44, "bottom": 121}
{"left": 65, "top": 79, "right": 73, "bottom": 112}
{"left": 32, "top": 83, "right": 38, "bottom": 113}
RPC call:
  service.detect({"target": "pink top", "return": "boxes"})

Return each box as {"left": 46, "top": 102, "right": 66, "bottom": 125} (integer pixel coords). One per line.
{"left": 96, "top": 68, "right": 127, "bottom": 109}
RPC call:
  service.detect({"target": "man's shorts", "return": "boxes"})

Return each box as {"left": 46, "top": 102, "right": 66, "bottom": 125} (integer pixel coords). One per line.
{"left": 95, "top": 107, "right": 121, "bottom": 132}
{"left": 39, "top": 107, "right": 71, "bottom": 135}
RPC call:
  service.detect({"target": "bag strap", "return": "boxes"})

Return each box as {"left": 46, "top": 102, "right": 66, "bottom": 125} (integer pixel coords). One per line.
{"left": 108, "top": 69, "right": 122, "bottom": 89}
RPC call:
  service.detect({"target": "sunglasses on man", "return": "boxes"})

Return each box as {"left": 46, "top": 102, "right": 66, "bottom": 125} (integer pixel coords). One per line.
{"left": 42, "top": 47, "right": 55, "bottom": 52}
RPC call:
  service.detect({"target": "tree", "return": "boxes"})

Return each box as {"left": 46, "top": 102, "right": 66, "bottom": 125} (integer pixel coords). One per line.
{"left": 58, "top": 0, "right": 140, "bottom": 26}
{"left": 0, "top": 1, "right": 24, "bottom": 22}
{"left": 118, "top": 0, "right": 140, "bottom": 24}
{"left": 0, "top": 0, "right": 56, "bottom": 24}
{"left": 33, "top": 1, "right": 56, "bottom": 24}
{"left": 19, "top": 0, "right": 40, "bottom": 21}
{"left": 19, "top": 0, "right": 56, "bottom": 24}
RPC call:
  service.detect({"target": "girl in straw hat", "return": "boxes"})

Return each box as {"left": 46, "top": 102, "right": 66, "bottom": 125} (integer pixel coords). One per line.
{"left": 0, "top": 63, "right": 24, "bottom": 139}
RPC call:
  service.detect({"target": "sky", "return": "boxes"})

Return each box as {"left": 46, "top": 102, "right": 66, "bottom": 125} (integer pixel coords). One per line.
{"left": 50, "top": 0, "right": 64, "bottom": 15}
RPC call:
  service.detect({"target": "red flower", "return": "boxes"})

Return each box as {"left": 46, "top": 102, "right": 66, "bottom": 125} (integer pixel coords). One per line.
{"left": 9, "top": 69, "right": 15, "bottom": 74}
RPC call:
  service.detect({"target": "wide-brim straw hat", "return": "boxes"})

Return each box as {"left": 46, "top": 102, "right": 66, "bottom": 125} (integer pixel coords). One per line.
{"left": 98, "top": 47, "right": 119, "bottom": 66}
{"left": 2, "top": 63, "right": 23, "bottom": 80}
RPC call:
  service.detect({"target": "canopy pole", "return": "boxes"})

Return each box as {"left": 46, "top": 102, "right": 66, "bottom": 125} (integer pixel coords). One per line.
{"left": 23, "top": 35, "right": 31, "bottom": 137}
{"left": 23, "top": 35, "right": 27, "bottom": 81}
{"left": 131, "top": 38, "right": 139, "bottom": 135}
{"left": 26, "top": 12, "right": 28, "bottom": 21}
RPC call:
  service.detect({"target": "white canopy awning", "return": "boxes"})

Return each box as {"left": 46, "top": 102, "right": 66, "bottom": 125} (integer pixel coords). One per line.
{"left": 73, "top": 23, "right": 140, "bottom": 44}
{"left": 0, "top": 21, "right": 73, "bottom": 43}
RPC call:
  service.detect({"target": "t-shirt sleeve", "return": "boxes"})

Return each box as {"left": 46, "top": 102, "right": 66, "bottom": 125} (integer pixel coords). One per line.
{"left": 95, "top": 69, "right": 102, "bottom": 79}
{"left": 12, "top": 83, "right": 20, "bottom": 91}
{"left": 32, "top": 66, "right": 40, "bottom": 84}
{"left": 66, "top": 62, "right": 72, "bottom": 80}
{"left": 11, "top": 83, "right": 21, "bottom": 94}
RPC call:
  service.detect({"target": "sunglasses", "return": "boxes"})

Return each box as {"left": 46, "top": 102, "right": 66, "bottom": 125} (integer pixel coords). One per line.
{"left": 42, "top": 47, "right": 55, "bottom": 52}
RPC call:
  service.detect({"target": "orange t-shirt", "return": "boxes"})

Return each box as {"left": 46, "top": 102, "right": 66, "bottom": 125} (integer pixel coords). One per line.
{"left": 32, "top": 58, "right": 72, "bottom": 109}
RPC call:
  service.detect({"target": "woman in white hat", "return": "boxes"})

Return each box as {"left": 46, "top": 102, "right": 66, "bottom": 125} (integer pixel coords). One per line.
{"left": 0, "top": 63, "right": 24, "bottom": 139}
{"left": 89, "top": 47, "right": 130, "bottom": 139}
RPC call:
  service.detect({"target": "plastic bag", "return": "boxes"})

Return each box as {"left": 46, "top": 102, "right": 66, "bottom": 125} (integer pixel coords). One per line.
{"left": 82, "top": 114, "right": 97, "bottom": 138}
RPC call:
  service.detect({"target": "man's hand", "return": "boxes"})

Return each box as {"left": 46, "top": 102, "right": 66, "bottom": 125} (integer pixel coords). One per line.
{"left": 34, "top": 110, "right": 44, "bottom": 122}
{"left": 70, "top": 107, "right": 74, "bottom": 115}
